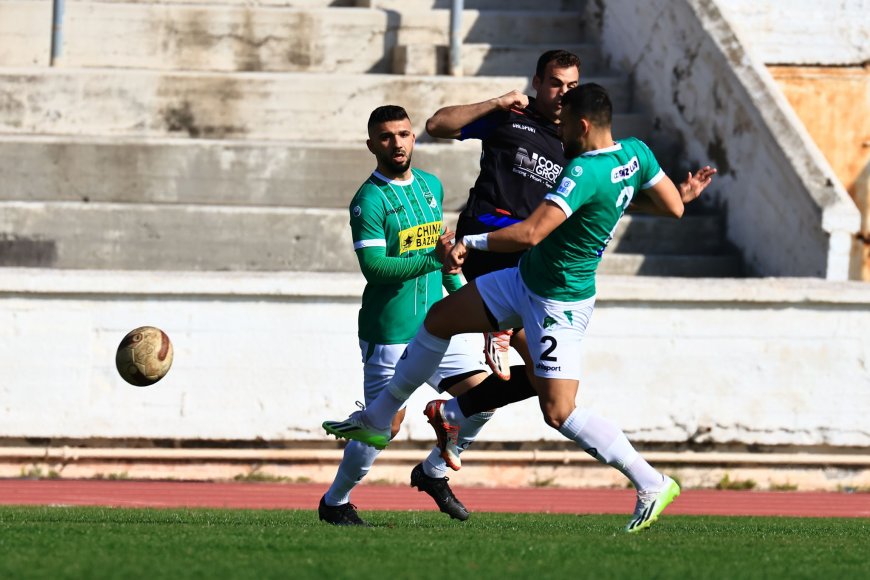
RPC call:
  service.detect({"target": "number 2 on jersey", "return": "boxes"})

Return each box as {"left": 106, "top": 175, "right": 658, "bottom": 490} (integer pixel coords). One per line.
{"left": 597, "top": 186, "right": 636, "bottom": 256}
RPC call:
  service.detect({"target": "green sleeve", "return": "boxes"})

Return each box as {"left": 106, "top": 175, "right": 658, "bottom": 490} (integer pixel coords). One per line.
{"left": 636, "top": 138, "right": 662, "bottom": 185}
{"left": 442, "top": 273, "right": 463, "bottom": 294}
{"left": 356, "top": 246, "right": 442, "bottom": 284}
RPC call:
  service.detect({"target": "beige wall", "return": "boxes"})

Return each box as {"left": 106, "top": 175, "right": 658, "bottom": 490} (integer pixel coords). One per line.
{"left": 770, "top": 65, "right": 870, "bottom": 279}
{"left": 769, "top": 66, "right": 870, "bottom": 198}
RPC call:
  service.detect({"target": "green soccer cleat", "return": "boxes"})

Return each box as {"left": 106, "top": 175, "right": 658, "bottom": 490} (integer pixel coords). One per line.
{"left": 322, "top": 410, "right": 390, "bottom": 450}
{"left": 625, "top": 476, "right": 681, "bottom": 533}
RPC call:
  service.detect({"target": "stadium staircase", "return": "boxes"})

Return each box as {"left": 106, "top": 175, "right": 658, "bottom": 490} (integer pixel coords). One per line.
{"left": 0, "top": 0, "right": 743, "bottom": 276}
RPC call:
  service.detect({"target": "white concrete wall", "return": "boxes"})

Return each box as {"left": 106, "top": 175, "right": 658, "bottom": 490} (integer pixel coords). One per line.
{"left": 717, "top": 0, "right": 870, "bottom": 65}
{"left": 0, "top": 1, "right": 51, "bottom": 67}
{"left": 2, "top": 269, "right": 868, "bottom": 448}
{"left": 586, "top": 0, "right": 860, "bottom": 279}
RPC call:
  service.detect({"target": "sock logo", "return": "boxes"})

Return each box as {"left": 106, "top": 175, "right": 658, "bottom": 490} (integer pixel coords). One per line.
{"left": 583, "top": 447, "right": 598, "bottom": 459}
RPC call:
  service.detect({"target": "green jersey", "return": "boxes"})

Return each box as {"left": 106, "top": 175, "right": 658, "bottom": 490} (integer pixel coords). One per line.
{"left": 520, "top": 138, "right": 664, "bottom": 301}
{"left": 350, "top": 168, "right": 452, "bottom": 344}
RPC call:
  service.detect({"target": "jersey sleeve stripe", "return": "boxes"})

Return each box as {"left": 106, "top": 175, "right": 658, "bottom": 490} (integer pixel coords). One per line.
{"left": 544, "top": 194, "right": 573, "bottom": 218}
{"left": 354, "top": 239, "right": 387, "bottom": 250}
{"left": 642, "top": 169, "right": 666, "bottom": 189}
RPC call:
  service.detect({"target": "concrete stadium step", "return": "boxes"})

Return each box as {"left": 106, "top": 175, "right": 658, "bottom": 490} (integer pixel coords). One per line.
{"left": 6, "top": 3, "right": 584, "bottom": 73}
{"left": 80, "top": 0, "right": 577, "bottom": 7}
{"left": 0, "top": 202, "right": 736, "bottom": 274}
{"left": 458, "top": 44, "right": 604, "bottom": 76}
{"left": 0, "top": 68, "right": 638, "bottom": 141}
{"left": 395, "top": 10, "right": 584, "bottom": 46}
{"left": 0, "top": 201, "right": 427, "bottom": 271}
{"left": 0, "top": 137, "right": 728, "bottom": 255}
{"left": 0, "top": 137, "right": 484, "bottom": 212}
{"left": 75, "top": 0, "right": 358, "bottom": 5}
{"left": 360, "top": 0, "right": 581, "bottom": 10}
{"left": 0, "top": 201, "right": 358, "bottom": 272}
{"left": 608, "top": 215, "right": 728, "bottom": 255}
{"left": 598, "top": 254, "right": 744, "bottom": 277}
{"left": 54, "top": 4, "right": 395, "bottom": 73}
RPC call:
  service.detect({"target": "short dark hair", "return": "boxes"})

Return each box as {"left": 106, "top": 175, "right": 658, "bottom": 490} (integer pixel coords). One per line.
{"left": 561, "top": 83, "right": 612, "bottom": 127}
{"left": 535, "top": 50, "right": 581, "bottom": 80}
{"left": 367, "top": 105, "right": 410, "bottom": 131}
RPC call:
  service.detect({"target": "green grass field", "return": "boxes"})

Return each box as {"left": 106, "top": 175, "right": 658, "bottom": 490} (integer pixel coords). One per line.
{"left": 1, "top": 506, "right": 866, "bottom": 579}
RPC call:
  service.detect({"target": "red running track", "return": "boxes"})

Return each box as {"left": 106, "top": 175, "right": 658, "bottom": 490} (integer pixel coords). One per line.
{"left": 1, "top": 480, "right": 868, "bottom": 518}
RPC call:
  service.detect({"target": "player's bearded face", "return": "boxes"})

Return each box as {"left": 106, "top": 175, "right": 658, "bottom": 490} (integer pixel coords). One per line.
{"left": 380, "top": 147, "right": 413, "bottom": 174}
{"left": 368, "top": 119, "right": 415, "bottom": 176}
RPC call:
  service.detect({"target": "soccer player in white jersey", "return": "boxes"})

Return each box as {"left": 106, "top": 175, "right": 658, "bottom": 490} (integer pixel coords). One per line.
{"left": 324, "top": 85, "right": 717, "bottom": 533}
{"left": 318, "top": 105, "right": 492, "bottom": 526}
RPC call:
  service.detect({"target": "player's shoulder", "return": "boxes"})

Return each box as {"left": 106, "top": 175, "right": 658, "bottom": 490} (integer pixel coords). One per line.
{"left": 410, "top": 166, "right": 441, "bottom": 183}
{"left": 350, "top": 175, "right": 387, "bottom": 210}
{"left": 410, "top": 167, "right": 444, "bottom": 191}
{"left": 616, "top": 137, "right": 656, "bottom": 158}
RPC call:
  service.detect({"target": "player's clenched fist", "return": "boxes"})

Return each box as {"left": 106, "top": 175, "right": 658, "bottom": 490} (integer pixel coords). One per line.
{"left": 494, "top": 90, "right": 529, "bottom": 112}
{"left": 444, "top": 239, "right": 467, "bottom": 273}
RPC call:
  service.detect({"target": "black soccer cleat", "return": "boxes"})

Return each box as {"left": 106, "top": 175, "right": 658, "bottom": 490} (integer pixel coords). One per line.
{"left": 318, "top": 495, "right": 371, "bottom": 526}
{"left": 410, "top": 463, "right": 469, "bottom": 521}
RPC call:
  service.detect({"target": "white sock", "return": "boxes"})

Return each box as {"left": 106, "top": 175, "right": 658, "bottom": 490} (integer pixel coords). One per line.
{"left": 323, "top": 440, "right": 380, "bottom": 506}
{"left": 558, "top": 408, "right": 663, "bottom": 492}
{"left": 423, "top": 411, "right": 494, "bottom": 479}
{"left": 364, "top": 327, "right": 450, "bottom": 429}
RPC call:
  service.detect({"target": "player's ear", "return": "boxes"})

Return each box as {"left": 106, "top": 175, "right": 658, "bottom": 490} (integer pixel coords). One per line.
{"left": 366, "top": 139, "right": 374, "bottom": 154}
{"left": 532, "top": 75, "right": 541, "bottom": 93}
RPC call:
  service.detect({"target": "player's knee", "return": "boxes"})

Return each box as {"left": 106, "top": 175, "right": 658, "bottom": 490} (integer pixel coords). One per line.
{"left": 423, "top": 300, "right": 453, "bottom": 337}
{"left": 539, "top": 401, "right": 573, "bottom": 430}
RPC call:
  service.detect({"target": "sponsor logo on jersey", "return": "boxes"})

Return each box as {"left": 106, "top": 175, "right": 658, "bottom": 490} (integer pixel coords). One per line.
{"left": 536, "top": 362, "right": 562, "bottom": 372}
{"left": 352, "top": 206, "right": 362, "bottom": 217}
{"left": 571, "top": 165, "right": 583, "bottom": 178}
{"left": 611, "top": 156, "right": 640, "bottom": 183}
{"left": 385, "top": 205, "right": 405, "bottom": 216}
{"left": 556, "top": 177, "right": 576, "bottom": 197}
{"left": 542, "top": 315, "right": 557, "bottom": 329}
{"left": 398, "top": 220, "right": 442, "bottom": 254}
{"left": 513, "top": 147, "right": 562, "bottom": 186}
{"left": 512, "top": 123, "right": 537, "bottom": 134}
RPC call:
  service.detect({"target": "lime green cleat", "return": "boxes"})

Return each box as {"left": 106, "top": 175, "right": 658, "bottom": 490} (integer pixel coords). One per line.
{"left": 625, "top": 476, "right": 681, "bottom": 533}
{"left": 322, "top": 410, "right": 390, "bottom": 450}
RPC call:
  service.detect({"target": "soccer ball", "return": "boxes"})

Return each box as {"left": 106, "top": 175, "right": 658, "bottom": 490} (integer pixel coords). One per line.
{"left": 115, "top": 326, "right": 174, "bottom": 386}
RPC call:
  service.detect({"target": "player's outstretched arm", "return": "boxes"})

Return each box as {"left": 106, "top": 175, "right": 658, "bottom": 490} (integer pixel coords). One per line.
{"left": 425, "top": 90, "right": 529, "bottom": 139}
{"left": 458, "top": 200, "right": 567, "bottom": 260}
{"left": 630, "top": 166, "right": 716, "bottom": 218}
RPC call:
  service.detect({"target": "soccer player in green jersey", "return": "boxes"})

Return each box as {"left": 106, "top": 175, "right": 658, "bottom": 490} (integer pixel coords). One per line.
{"left": 319, "top": 105, "right": 491, "bottom": 526}
{"left": 324, "top": 86, "right": 716, "bottom": 533}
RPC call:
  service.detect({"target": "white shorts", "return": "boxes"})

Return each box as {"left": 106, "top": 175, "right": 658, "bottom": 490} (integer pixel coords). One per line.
{"left": 359, "top": 334, "right": 486, "bottom": 406}
{"left": 475, "top": 267, "right": 595, "bottom": 380}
